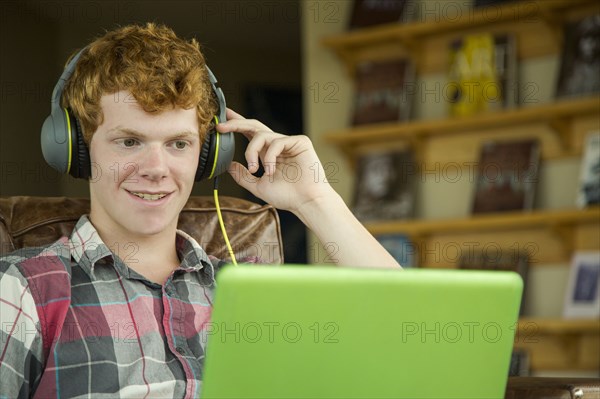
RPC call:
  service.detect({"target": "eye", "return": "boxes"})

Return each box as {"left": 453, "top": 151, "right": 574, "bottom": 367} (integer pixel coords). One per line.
{"left": 173, "top": 140, "right": 188, "bottom": 149}
{"left": 122, "top": 138, "right": 138, "bottom": 147}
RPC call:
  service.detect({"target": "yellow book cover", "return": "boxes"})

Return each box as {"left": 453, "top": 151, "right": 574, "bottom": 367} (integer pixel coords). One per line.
{"left": 447, "top": 33, "right": 516, "bottom": 117}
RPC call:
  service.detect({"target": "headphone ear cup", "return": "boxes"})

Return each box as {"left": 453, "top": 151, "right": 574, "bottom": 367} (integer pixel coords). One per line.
{"left": 200, "top": 67, "right": 235, "bottom": 182}
{"left": 41, "top": 110, "right": 70, "bottom": 174}
{"left": 213, "top": 131, "right": 235, "bottom": 177}
{"left": 67, "top": 110, "right": 91, "bottom": 179}
{"left": 196, "top": 130, "right": 216, "bottom": 181}
{"left": 42, "top": 48, "right": 87, "bottom": 177}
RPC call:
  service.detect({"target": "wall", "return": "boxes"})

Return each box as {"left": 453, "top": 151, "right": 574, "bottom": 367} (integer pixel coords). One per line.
{"left": 0, "top": 2, "right": 61, "bottom": 196}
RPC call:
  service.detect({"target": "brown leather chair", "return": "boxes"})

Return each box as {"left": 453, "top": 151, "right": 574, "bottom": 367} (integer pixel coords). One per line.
{"left": 0, "top": 196, "right": 283, "bottom": 263}
{"left": 505, "top": 377, "right": 600, "bottom": 398}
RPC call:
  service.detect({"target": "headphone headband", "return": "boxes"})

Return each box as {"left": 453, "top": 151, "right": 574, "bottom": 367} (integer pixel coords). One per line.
{"left": 51, "top": 49, "right": 86, "bottom": 106}
{"left": 41, "top": 46, "right": 235, "bottom": 181}
{"left": 206, "top": 65, "right": 227, "bottom": 123}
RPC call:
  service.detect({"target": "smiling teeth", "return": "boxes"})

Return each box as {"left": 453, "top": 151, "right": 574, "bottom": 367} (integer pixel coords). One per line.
{"left": 131, "top": 192, "right": 167, "bottom": 201}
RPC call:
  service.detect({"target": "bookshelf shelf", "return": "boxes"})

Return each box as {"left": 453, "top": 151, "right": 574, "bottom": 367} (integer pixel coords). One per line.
{"left": 362, "top": 207, "right": 600, "bottom": 237}
{"left": 516, "top": 318, "right": 600, "bottom": 370}
{"left": 518, "top": 318, "right": 600, "bottom": 335}
{"left": 322, "top": 0, "right": 599, "bottom": 75}
{"left": 323, "top": 96, "right": 600, "bottom": 159}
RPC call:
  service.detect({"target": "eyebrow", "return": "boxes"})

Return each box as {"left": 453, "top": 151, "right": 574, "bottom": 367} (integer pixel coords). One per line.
{"left": 107, "top": 127, "right": 199, "bottom": 140}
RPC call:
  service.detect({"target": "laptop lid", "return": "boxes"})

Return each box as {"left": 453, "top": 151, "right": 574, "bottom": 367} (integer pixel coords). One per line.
{"left": 202, "top": 265, "right": 523, "bottom": 399}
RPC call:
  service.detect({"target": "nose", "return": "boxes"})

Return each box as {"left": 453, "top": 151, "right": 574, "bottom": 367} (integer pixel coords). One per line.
{"left": 138, "top": 144, "right": 169, "bottom": 181}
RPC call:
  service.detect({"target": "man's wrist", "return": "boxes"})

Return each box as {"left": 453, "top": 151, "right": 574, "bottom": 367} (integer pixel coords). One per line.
{"left": 294, "top": 189, "right": 346, "bottom": 231}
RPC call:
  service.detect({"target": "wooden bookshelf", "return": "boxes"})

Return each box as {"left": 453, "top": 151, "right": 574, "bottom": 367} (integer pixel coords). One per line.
{"left": 323, "top": 0, "right": 590, "bottom": 46}
{"left": 518, "top": 318, "right": 600, "bottom": 335}
{"left": 324, "top": 96, "right": 599, "bottom": 145}
{"left": 318, "top": 0, "right": 600, "bottom": 373}
{"left": 516, "top": 318, "right": 600, "bottom": 371}
{"left": 324, "top": 96, "right": 600, "bottom": 159}
{"left": 365, "top": 207, "right": 599, "bottom": 268}
{"left": 322, "top": 0, "right": 599, "bottom": 75}
{"left": 363, "top": 207, "right": 600, "bottom": 237}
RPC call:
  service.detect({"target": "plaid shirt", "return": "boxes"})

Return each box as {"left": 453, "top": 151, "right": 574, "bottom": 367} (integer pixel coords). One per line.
{"left": 0, "top": 214, "right": 251, "bottom": 398}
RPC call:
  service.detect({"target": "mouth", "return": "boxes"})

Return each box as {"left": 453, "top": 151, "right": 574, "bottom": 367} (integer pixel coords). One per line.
{"left": 125, "top": 190, "right": 173, "bottom": 203}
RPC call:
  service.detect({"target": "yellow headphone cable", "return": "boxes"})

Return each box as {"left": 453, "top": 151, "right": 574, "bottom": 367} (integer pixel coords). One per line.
{"left": 213, "top": 176, "right": 238, "bottom": 266}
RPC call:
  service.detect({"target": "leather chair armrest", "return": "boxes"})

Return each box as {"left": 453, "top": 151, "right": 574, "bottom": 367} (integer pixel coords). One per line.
{"left": 0, "top": 196, "right": 283, "bottom": 263}
{"left": 505, "top": 377, "right": 600, "bottom": 399}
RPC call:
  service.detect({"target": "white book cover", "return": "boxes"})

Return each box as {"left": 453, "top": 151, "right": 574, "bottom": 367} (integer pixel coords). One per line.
{"left": 577, "top": 131, "right": 600, "bottom": 208}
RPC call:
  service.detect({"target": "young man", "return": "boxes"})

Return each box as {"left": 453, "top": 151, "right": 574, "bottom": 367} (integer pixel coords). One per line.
{"left": 0, "top": 23, "right": 400, "bottom": 398}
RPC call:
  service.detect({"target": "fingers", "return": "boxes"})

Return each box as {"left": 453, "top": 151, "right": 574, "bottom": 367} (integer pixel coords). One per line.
{"left": 219, "top": 108, "right": 312, "bottom": 176}
{"left": 227, "top": 161, "right": 259, "bottom": 196}
{"left": 245, "top": 133, "right": 312, "bottom": 176}
{"left": 217, "top": 119, "right": 272, "bottom": 138}
{"left": 225, "top": 108, "right": 245, "bottom": 120}
{"left": 262, "top": 138, "right": 288, "bottom": 176}
{"left": 244, "top": 134, "right": 268, "bottom": 174}
{"left": 218, "top": 107, "right": 276, "bottom": 142}
{"left": 217, "top": 109, "right": 272, "bottom": 138}
{"left": 245, "top": 135, "right": 294, "bottom": 176}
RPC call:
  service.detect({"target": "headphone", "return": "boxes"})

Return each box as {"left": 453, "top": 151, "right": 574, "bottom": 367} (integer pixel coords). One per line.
{"left": 41, "top": 47, "right": 235, "bottom": 181}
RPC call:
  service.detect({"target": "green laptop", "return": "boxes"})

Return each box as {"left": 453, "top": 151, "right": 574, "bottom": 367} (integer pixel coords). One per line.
{"left": 201, "top": 265, "right": 523, "bottom": 399}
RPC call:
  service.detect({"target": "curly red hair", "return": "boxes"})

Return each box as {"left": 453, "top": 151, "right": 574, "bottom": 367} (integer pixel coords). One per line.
{"left": 61, "top": 23, "right": 217, "bottom": 145}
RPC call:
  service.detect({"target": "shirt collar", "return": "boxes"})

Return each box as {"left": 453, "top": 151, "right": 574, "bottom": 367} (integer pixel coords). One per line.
{"left": 175, "top": 228, "right": 215, "bottom": 282}
{"left": 69, "top": 215, "right": 214, "bottom": 282}
{"left": 69, "top": 215, "right": 113, "bottom": 278}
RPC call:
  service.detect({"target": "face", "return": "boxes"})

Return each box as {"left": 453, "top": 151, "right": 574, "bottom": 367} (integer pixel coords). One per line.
{"left": 88, "top": 91, "right": 201, "bottom": 239}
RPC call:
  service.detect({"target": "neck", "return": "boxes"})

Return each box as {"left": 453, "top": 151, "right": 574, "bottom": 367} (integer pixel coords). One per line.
{"left": 88, "top": 215, "right": 181, "bottom": 285}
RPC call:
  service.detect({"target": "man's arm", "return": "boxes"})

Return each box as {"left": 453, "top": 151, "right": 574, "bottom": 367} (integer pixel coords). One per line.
{"left": 218, "top": 109, "right": 401, "bottom": 269}
{"left": 0, "top": 259, "right": 44, "bottom": 398}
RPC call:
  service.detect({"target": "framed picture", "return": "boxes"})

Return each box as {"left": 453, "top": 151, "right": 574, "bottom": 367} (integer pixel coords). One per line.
{"left": 563, "top": 251, "right": 600, "bottom": 318}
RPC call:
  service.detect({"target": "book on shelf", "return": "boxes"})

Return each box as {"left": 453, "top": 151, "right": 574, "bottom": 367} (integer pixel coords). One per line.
{"left": 447, "top": 32, "right": 518, "bottom": 117}
{"left": 352, "top": 58, "right": 416, "bottom": 126}
{"left": 348, "top": 0, "right": 417, "bottom": 29}
{"left": 555, "top": 14, "right": 600, "bottom": 99}
{"left": 471, "top": 139, "right": 540, "bottom": 214}
{"left": 576, "top": 131, "right": 600, "bottom": 208}
{"left": 375, "top": 234, "right": 416, "bottom": 267}
{"left": 352, "top": 148, "right": 416, "bottom": 222}
{"left": 473, "top": 0, "right": 516, "bottom": 8}
{"left": 458, "top": 249, "right": 529, "bottom": 316}
{"left": 563, "top": 251, "right": 600, "bottom": 319}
